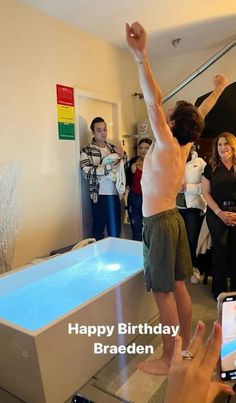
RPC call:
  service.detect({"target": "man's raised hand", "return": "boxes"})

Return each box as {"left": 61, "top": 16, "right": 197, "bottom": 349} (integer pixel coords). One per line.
{"left": 126, "top": 22, "right": 147, "bottom": 63}
{"left": 213, "top": 74, "right": 229, "bottom": 89}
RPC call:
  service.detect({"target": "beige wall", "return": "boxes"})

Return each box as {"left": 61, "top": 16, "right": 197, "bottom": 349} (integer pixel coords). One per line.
{"left": 0, "top": 0, "right": 145, "bottom": 268}
{"left": 150, "top": 44, "right": 236, "bottom": 109}
{"left": 1, "top": 0, "right": 235, "bottom": 269}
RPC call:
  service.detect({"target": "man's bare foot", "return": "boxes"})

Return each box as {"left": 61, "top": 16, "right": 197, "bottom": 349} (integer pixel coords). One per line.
{"left": 137, "top": 357, "right": 171, "bottom": 375}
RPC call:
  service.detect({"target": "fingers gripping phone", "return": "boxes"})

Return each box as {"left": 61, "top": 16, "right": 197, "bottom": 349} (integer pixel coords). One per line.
{"left": 218, "top": 292, "right": 236, "bottom": 381}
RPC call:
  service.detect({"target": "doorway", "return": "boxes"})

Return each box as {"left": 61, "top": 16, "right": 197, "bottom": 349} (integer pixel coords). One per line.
{"left": 75, "top": 90, "right": 121, "bottom": 240}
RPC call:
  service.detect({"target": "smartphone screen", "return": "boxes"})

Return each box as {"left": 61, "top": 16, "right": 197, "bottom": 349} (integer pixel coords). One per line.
{"left": 221, "top": 295, "right": 236, "bottom": 381}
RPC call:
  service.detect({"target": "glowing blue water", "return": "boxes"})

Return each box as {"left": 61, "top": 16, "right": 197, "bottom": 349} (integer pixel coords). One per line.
{"left": 222, "top": 339, "right": 236, "bottom": 358}
{"left": 0, "top": 252, "right": 143, "bottom": 331}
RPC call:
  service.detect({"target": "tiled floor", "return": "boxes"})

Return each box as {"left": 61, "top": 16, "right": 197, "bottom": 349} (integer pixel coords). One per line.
{"left": 77, "top": 279, "right": 217, "bottom": 403}
{"left": 1, "top": 278, "right": 235, "bottom": 403}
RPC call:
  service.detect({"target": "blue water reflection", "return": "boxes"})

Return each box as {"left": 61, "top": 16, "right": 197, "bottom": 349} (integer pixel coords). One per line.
{"left": 0, "top": 252, "right": 143, "bottom": 331}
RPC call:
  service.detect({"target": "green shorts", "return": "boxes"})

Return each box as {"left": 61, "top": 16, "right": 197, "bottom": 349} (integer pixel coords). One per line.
{"left": 143, "top": 208, "right": 192, "bottom": 293}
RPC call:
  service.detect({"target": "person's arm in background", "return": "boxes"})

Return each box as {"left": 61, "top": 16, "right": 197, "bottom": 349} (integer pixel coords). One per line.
{"left": 197, "top": 74, "right": 229, "bottom": 119}
{"left": 202, "top": 176, "right": 235, "bottom": 226}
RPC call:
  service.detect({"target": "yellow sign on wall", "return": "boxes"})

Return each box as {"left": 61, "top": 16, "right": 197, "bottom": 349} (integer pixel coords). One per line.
{"left": 57, "top": 105, "right": 75, "bottom": 124}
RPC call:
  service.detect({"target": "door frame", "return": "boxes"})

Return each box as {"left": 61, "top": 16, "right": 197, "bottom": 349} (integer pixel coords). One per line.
{"left": 74, "top": 88, "right": 121, "bottom": 240}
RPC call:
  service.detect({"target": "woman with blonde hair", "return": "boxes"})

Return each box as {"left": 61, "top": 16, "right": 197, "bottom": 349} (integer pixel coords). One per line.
{"left": 202, "top": 132, "right": 236, "bottom": 299}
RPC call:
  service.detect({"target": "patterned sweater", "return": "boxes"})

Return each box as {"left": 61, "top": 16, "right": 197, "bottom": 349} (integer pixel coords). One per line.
{"left": 80, "top": 139, "right": 121, "bottom": 203}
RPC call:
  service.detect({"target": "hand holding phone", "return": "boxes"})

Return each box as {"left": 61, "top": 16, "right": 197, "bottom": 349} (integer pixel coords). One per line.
{"left": 218, "top": 292, "right": 236, "bottom": 381}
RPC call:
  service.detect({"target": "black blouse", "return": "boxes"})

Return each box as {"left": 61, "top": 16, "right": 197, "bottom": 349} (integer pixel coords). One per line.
{"left": 203, "top": 163, "right": 236, "bottom": 206}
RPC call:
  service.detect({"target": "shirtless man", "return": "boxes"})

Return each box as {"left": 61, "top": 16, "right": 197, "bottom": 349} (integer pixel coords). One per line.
{"left": 126, "top": 21, "right": 228, "bottom": 375}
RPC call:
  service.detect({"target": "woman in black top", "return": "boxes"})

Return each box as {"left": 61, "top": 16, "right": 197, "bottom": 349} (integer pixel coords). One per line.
{"left": 202, "top": 132, "right": 236, "bottom": 299}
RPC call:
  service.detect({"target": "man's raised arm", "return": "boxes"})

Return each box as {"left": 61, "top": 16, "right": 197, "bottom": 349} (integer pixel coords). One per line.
{"left": 126, "top": 22, "right": 171, "bottom": 145}
{"left": 197, "top": 74, "right": 229, "bottom": 119}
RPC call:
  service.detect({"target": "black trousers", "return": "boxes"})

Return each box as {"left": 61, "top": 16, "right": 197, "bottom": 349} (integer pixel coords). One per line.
{"left": 179, "top": 208, "right": 204, "bottom": 267}
{"left": 91, "top": 195, "right": 121, "bottom": 240}
{"left": 206, "top": 208, "right": 236, "bottom": 297}
{"left": 127, "top": 191, "right": 143, "bottom": 241}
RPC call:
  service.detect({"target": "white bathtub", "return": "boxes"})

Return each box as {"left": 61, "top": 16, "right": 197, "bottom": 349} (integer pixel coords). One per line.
{"left": 0, "top": 238, "right": 156, "bottom": 403}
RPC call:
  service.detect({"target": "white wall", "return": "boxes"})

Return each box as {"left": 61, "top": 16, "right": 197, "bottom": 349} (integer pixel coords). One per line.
{"left": 0, "top": 0, "right": 146, "bottom": 268}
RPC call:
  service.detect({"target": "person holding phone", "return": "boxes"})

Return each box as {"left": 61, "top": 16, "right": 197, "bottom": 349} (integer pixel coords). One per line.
{"left": 164, "top": 321, "right": 234, "bottom": 403}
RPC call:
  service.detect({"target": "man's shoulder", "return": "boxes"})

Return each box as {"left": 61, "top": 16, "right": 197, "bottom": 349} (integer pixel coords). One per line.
{"left": 146, "top": 139, "right": 177, "bottom": 159}
{"left": 82, "top": 142, "right": 97, "bottom": 150}
{"left": 179, "top": 142, "right": 193, "bottom": 160}
{"left": 81, "top": 143, "right": 101, "bottom": 157}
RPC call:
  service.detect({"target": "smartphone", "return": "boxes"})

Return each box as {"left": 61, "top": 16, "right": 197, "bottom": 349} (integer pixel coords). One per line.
{"left": 71, "top": 394, "right": 95, "bottom": 403}
{"left": 218, "top": 292, "right": 236, "bottom": 381}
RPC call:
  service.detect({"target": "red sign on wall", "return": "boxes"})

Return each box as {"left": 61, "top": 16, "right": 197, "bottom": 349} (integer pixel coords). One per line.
{"left": 56, "top": 84, "right": 74, "bottom": 106}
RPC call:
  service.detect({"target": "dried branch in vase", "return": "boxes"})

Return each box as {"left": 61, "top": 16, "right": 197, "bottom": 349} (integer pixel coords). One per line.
{"left": 0, "top": 162, "right": 22, "bottom": 274}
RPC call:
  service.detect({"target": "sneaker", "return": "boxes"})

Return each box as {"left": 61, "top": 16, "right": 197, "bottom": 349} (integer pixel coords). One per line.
{"left": 191, "top": 268, "right": 201, "bottom": 285}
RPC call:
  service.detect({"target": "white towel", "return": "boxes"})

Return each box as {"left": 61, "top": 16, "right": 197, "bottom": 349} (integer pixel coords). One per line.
{"left": 115, "top": 159, "right": 126, "bottom": 195}
{"left": 102, "top": 153, "right": 126, "bottom": 195}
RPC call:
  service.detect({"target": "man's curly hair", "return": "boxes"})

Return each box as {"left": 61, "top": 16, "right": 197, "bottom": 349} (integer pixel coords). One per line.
{"left": 169, "top": 101, "right": 204, "bottom": 145}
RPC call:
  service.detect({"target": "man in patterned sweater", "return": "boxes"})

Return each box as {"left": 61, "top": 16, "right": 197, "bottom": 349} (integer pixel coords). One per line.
{"left": 80, "top": 116, "right": 126, "bottom": 240}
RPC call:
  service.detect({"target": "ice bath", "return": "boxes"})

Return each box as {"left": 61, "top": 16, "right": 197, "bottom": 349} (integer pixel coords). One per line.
{"left": 0, "top": 251, "right": 144, "bottom": 331}
{"left": 0, "top": 238, "right": 156, "bottom": 403}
